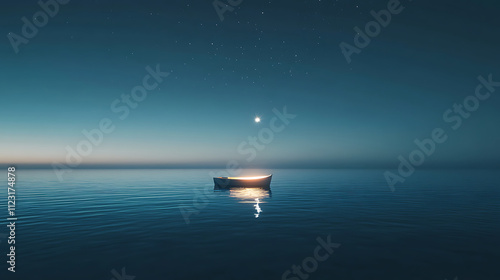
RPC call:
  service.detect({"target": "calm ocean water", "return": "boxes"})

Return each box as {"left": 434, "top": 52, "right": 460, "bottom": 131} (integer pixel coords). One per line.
{"left": 0, "top": 169, "right": 499, "bottom": 280}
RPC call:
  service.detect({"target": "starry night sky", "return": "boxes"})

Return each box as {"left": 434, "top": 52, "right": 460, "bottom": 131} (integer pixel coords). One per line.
{"left": 1, "top": 0, "right": 499, "bottom": 168}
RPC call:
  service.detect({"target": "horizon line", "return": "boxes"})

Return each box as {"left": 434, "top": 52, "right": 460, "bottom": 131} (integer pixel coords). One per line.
{"left": 1, "top": 163, "right": 499, "bottom": 170}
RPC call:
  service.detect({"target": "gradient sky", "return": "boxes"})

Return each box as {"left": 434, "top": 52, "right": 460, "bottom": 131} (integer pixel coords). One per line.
{"left": 1, "top": 0, "right": 499, "bottom": 168}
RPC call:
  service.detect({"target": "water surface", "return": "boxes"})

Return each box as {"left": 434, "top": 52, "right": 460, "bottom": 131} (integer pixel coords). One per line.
{"left": 0, "top": 169, "right": 499, "bottom": 280}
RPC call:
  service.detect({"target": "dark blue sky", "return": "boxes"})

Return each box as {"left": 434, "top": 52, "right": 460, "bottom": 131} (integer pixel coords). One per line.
{"left": 1, "top": 0, "right": 499, "bottom": 168}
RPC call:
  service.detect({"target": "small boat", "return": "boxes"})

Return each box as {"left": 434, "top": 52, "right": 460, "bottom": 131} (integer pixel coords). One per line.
{"left": 213, "top": 175, "right": 272, "bottom": 189}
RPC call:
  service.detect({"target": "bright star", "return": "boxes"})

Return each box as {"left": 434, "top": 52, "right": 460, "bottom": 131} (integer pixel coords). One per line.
{"left": 254, "top": 117, "right": 261, "bottom": 123}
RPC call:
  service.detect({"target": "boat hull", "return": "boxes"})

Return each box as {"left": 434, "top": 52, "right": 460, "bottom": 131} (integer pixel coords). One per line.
{"left": 213, "top": 175, "right": 272, "bottom": 189}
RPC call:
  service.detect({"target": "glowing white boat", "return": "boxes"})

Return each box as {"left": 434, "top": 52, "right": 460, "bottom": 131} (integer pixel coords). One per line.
{"left": 213, "top": 174, "right": 272, "bottom": 189}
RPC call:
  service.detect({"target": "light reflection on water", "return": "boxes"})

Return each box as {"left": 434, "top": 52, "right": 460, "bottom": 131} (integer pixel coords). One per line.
{"left": 222, "top": 188, "right": 271, "bottom": 218}
{"left": 254, "top": 198, "right": 262, "bottom": 218}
